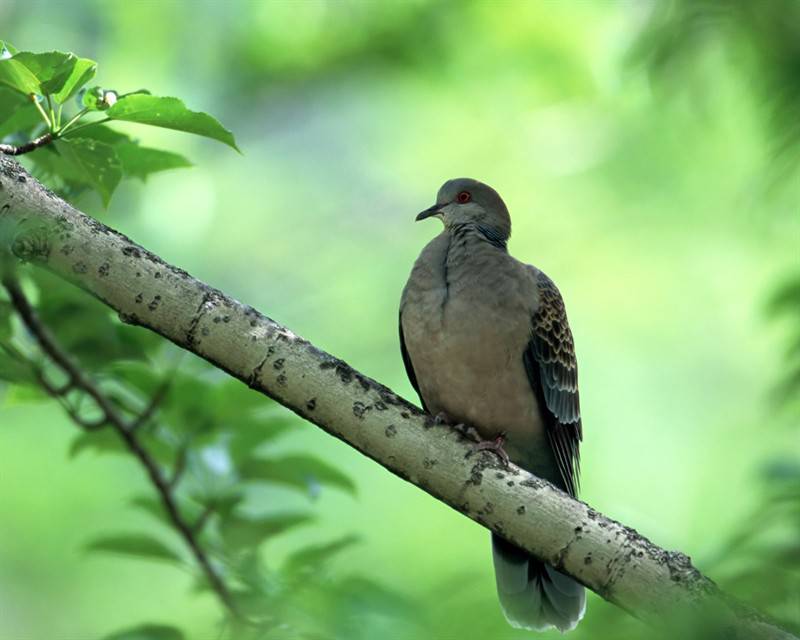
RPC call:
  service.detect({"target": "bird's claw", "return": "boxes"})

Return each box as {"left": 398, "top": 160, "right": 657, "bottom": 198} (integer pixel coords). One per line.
{"left": 427, "top": 413, "right": 479, "bottom": 438}
{"left": 468, "top": 433, "right": 510, "bottom": 468}
{"left": 453, "top": 422, "right": 481, "bottom": 442}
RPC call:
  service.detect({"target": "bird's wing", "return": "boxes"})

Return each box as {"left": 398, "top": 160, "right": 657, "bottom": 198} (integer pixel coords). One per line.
{"left": 399, "top": 312, "right": 428, "bottom": 413}
{"left": 522, "top": 270, "right": 582, "bottom": 497}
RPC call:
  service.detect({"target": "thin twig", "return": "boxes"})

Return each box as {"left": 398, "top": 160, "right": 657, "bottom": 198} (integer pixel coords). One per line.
{"left": 130, "top": 381, "right": 170, "bottom": 432}
{"left": 2, "top": 276, "right": 239, "bottom": 618}
{"left": 0, "top": 132, "right": 54, "bottom": 156}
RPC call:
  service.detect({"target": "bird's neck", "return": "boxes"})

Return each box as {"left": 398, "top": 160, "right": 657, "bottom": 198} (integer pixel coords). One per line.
{"left": 443, "top": 223, "right": 509, "bottom": 284}
{"left": 447, "top": 222, "right": 508, "bottom": 251}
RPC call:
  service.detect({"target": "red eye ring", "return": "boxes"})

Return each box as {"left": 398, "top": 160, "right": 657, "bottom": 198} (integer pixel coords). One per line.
{"left": 457, "top": 191, "right": 471, "bottom": 203}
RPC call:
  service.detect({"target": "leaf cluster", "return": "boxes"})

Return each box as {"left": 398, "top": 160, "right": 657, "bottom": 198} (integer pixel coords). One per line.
{"left": 0, "top": 39, "right": 237, "bottom": 205}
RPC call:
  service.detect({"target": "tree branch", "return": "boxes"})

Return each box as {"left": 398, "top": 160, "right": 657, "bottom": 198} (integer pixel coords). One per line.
{"left": 0, "top": 132, "right": 54, "bottom": 156}
{"left": 1, "top": 273, "right": 238, "bottom": 618}
{"left": 0, "top": 156, "right": 793, "bottom": 639}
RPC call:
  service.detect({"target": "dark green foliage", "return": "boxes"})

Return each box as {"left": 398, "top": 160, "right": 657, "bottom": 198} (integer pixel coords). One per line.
{"left": 1, "top": 247, "right": 379, "bottom": 638}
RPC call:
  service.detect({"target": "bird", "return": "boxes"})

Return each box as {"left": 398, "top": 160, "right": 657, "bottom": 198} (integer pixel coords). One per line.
{"left": 399, "top": 178, "right": 586, "bottom": 632}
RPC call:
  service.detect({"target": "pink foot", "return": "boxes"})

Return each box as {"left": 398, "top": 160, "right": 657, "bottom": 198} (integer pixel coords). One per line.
{"left": 469, "top": 432, "right": 510, "bottom": 468}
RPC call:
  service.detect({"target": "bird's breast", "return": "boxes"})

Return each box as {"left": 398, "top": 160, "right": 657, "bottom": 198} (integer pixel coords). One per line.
{"left": 401, "top": 283, "right": 546, "bottom": 464}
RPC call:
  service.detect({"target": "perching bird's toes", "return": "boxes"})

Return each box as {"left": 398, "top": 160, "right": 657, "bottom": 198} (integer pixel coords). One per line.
{"left": 468, "top": 432, "right": 511, "bottom": 468}
{"left": 427, "top": 414, "right": 485, "bottom": 444}
{"left": 453, "top": 422, "right": 482, "bottom": 442}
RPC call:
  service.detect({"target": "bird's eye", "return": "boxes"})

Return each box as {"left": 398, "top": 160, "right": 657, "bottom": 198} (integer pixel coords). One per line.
{"left": 457, "top": 191, "right": 471, "bottom": 203}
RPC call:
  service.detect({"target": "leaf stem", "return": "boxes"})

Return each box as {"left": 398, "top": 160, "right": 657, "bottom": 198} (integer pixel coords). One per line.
{"left": 29, "top": 94, "right": 51, "bottom": 130}
{"left": 62, "top": 116, "right": 112, "bottom": 137}
{"left": 46, "top": 95, "right": 56, "bottom": 130}
{"left": 57, "top": 107, "right": 90, "bottom": 135}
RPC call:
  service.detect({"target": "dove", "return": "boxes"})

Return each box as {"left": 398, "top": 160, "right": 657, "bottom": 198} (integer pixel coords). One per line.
{"left": 399, "top": 178, "right": 585, "bottom": 632}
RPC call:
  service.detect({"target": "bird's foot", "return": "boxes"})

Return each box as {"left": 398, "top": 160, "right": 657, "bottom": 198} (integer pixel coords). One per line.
{"left": 468, "top": 432, "right": 510, "bottom": 468}
{"left": 427, "top": 413, "right": 479, "bottom": 439}
{"left": 452, "top": 422, "right": 482, "bottom": 442}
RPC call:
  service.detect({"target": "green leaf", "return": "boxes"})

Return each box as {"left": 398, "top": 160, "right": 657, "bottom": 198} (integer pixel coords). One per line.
{"left": 85, "top": 533, "right": 182, "bottom": 564}
{"left": 12, "top": 52, "right": 73, "bottom": 95}
{"left": 220, "top": 512, "right": 314, "bottom": 550}
{"left": 27, "top": 270, "right": 158, "bottom": 366}
{"left": 116, "top": 143, "right": 192, "bottom": 180}
{"left": 0, "top": 301, "right": 12, "bottom": 340}
{"left": 0, "top": 350, "right": 35, "bottom": 384}
{"left": 53, "top": 137, "right": 122, "bottom": 206}
{"left": 227, "top": 415, "right": 296, "bottom": 463}
{"left": 0, "top": 87, "right": 40, "bottom": 138}
{"left": 105, "top": 360, "right": 164, "bottom": 397}
{"left": 200, "top": 492, "right": 242, "bottom": 521}
{"left": 107, "top": 95, "right": 239, "bottom": 150}
{"left": 284, "top": 535, "right": 360, "bottom": 576}
{"left": 6, "top": 51, "right": 97, "bottom": 103}
{"left": 102, "top": 624, "right": 185, "bottom": 640}
{"left": 61, "top": 123, "right": 191, "bottom": 180}
{"left": 129, "top": 495, "right": 169, "bottom": 525}
{"left": 69, "top": 430, "right": 126, "bottom": 458}
{"left": 0, "top": 57, "right": 40, "bottom": 95}
{"left": 241, "top": 454, "right": 357, "bottom": 497}
{"left": 53, "top": 57, "right": 96, "bottom": 103}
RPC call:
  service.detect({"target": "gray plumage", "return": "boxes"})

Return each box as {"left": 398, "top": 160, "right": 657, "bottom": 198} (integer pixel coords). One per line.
{"left": 399, "top": 178, "right": 585, "bottom": 632}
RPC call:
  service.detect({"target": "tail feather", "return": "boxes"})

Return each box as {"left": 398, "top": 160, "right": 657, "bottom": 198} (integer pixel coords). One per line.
{"left": 492, "top": 534, "right": 586, "bottom": 632}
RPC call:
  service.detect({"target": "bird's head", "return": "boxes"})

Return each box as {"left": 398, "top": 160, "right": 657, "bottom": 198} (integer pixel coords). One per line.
{"left": 416, "top": 178, "right": 511, "bottom": 241}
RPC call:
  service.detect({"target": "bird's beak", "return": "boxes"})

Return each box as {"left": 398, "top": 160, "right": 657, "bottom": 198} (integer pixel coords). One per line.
{"left": 415, "top": 204, "right": 441, "bottom": 221}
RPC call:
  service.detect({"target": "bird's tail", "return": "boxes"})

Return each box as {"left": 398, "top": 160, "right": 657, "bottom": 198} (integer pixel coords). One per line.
{"left": 492, "top": 533, "right": 586, "bottom": 633}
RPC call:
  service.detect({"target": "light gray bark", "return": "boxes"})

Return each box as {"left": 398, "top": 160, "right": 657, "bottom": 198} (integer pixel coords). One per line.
{"left": 0, "top": 155, "right": 793, "bottom": 640}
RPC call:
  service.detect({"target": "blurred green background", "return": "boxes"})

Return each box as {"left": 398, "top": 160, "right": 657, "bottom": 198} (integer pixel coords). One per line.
{"left": 1, "top": 1, "right": 799, "bottom": 639}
